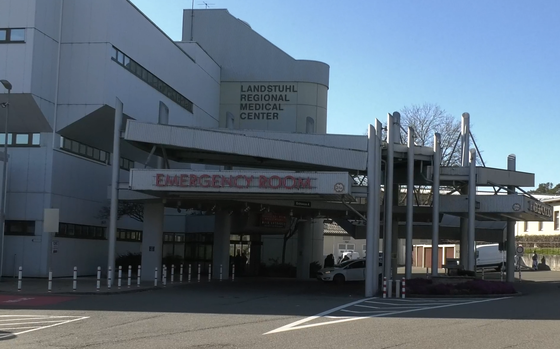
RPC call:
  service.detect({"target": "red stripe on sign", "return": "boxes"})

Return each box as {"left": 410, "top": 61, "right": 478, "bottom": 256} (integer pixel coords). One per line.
{"left": 0, "top": 295, "right": 76, "bottom": 306}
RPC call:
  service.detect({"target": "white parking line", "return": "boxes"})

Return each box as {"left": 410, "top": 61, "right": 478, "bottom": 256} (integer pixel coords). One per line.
{"left": 0, "top": 315, "right": 89, "bottom": 339}
{"left": 264, "top": 297, "right": 510, "bottom": 334}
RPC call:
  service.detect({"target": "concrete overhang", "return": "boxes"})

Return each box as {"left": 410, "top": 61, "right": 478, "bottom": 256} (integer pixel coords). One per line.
{"left": 440, "top": 194, "right": 553, "bottom": 221}
{"left": 439, "top": 166, "right": 534, "bottom": 187}
{"left": 0, "top": 93, "right": 52, "bottom": 133}
{"left": 124, "top": 120, "right": 368, "bottom": 172}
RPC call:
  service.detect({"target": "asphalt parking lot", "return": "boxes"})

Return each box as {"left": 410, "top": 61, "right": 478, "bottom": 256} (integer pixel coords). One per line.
{"left": 1, "top": 271, "right": 559, "bottom": 349}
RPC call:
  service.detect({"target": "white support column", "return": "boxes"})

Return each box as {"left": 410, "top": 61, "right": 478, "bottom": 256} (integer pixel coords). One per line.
{"left": 384, "top": 113, "right": 395, "bottom": 280}
{"left": 213, "top": 210, "right": 231, "bottom": 280}
{"left": 506, "top": 155, "right": 516, "bottom": 282}
{"left": 296, "top": 218, "right": 312, "bottom": 279}
{"left": 405, "top": 127, "right": 415, "bottom": 280}
{"left": 468, "top": 148, "right": 477, "bottom": 270}
{"left": 107, "top": 98, "right": 123, "bottom": 286}
{"left": 460, "top": 113, "right": 470, "bottom": 268}
{"left": 311, "top": 219, "right": 324, "bottom": 267}
{"left": 431, "top": 133, "right": 441, "bottom": 277}
{"left": 140, "top": 201, "right": 164, "bottom": 281}
{"left": 365, "top": 123, "right": 381, "bottom": 297}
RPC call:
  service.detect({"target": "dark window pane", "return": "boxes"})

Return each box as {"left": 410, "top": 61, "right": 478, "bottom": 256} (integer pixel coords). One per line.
{"left": 10, "top": 29, "right": 25, "bottom": 42}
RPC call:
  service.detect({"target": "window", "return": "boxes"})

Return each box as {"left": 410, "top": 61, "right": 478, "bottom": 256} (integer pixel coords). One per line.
{"left": 6, "top": 221, "right": 35, "bottom": 236}
{"left": 111, "top": 46, "right": 194, "bottom": 113}
{"left": 60, "top": 136, "right": 109, "bottom": 164}
{"left": 57, "top": 223, "right": 105, "bottom": 239}
{"left": 555, "top": 212, "right": 559, "bottom": 230}
{"left": 0, "top": 133, "right": 40, "bottom": 147}
{"left": 538, "top": 221, "right": 543, "bottom": 231}
{"left": 0, "top": 28, "right": 25, "bottom": 43}
{"left": 117, "top": 229, "right": 142, "bottom": 242}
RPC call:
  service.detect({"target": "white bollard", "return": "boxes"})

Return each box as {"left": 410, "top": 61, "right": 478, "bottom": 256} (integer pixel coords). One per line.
{"left": 188, "top": 264, "right": 192, "bottom": 282}
{"left": 197, "top": 264, "right": 201, "bottom": 282}
{"left": 154, "top": 267, "right": 158, "bottom": 287}
{"left": 220, "top": 264, "right": 223, "bottom": 281}
{"left": 382, "top": 277, "right": 387, "bottom": 298}
{"left": 387, "top": 278, "right": 393, "bottom": 298}
{"left": 395, "top": 280, "right": 401, "bottom": 298}
{"left": 208, "top": 264, "right": 212, "bottom": 281}
{"left": 180, "top": 264, "right": 184, "bottom": 283}
{"left": 17, "top": 266, "right": 22, "bottom": 292}
{"left": 127, "top": 265, "right": 132, "bottom": 288}
{"left": 137, "top": 265, "right": 142, "bottom": 287}
{"left": 232, "top": 264, "right": 235, "bottom": 281}
{"left": 401, "top": 277, "right": 406, "bottom": 299}
{"left": 48, "top": 270, "right": 53, "bottom": 293}
{"left": 163, "top": 265, "right": 167, "bottom": 287}
{"left": 482, "top": 268, "right": 485, "bottom": 280}
{"left": 171, "top": 264, "right": 175, "bottom": 283}
{"left": 108, "top": 266, "right": 112, "bottom": 290}
{"left": 72, "top": 266, "right": 77, "bottom": 292}
{"left": 96, "top": 266, "right": 101, "bottom": 292}
{"left": 117, "top": 266, "right": 122, "bottom": 289}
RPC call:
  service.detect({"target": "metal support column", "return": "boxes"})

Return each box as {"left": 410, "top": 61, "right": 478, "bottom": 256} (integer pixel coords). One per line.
{"left": 405, "top": 127, "right": 415, "bottom": 279}
{"left": 384, "top": 114, "right": 395, "bottom": 280}
{"left": 431, "top": 133, "right": 441, "bottom": 277}
{"left": 506, "top": 155, "right": 516, "bottom": 282}
{"left": 468, "top": 148, "right": 477, "bottom": 270}
{"left": 460, "top": 113, "right": 470, "bottom": 267}
{"left": 365, "top": 123, "right": 380, "bottom": 297}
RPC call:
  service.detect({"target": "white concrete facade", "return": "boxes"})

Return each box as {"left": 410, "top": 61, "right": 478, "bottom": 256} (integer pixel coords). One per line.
{"left": 0, "top": 0, "right": 329, "bottom": 278}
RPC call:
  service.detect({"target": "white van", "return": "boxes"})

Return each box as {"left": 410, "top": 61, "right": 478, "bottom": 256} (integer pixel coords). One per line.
{"left": 476, "top": 244, "right": 505, "bottom": 270}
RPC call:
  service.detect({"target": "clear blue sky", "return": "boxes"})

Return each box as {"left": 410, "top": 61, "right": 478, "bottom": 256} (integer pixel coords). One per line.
{"left": 130, "top": 0, "right": 560, "bottom": 189}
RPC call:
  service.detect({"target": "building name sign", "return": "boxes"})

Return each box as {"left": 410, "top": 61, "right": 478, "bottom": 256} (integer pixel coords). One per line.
{"left": 155, "top": 173, "right": 312, "bottom": 190}
{"left": 239, "top": 84, "right": 297, "bottom": 121}
{"left": 527, "top": 200, "right": 553, "bottom": 218}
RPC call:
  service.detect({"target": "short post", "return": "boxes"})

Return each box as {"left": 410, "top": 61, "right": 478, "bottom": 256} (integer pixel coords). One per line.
{"left": 171, "top": 264, "right": 175, "bottom": 283}
{"left": 48, "top": 270, "right": 53, "bottom": 293}
{"left": 387, "top": 278, "right": 393, "bottom": 298}
{"left": 72, "top": 266, "right": 77, "bottom": 292}
{"left": 401, "top": 277, "right": 406, "bottom": 299}
{"left": 96, "top": 266, "right": 101, "bottom": 292}
{"left": 382, "top": 276, "right": 387, "bottom": 298}
{"left": 180, "top": 264, "right": 184, "bottom": 283}
{"left": 219, "top": 264, "right": 223, "bottom": 281}
{"left": 127, "top": 265, "right": 132, "bottom": 288}
{"left": 154, "top": 267, "right": 158, "bottom": 287}
{"left": 162, "top": 265, "right": 167, "bottom": 287}
{"left": 208, "top": 264, "right": 212, "bottom": 281}
{"left": 426, "top": 267, "right": 429, "bottom": 278}
{"left": 17, "top": 266, "right": 22, "bottom": 292}
{"left": 518, "top": 266, "right": 522, "bottom": 282}
{"left": 137, "top": 265, "right": 142, "bottom": 288}
{"left": 108, "top": 266, "right": 112, "bottom": 290}
{"left": 188, "top": 264, "right": 192, "bottom": 282}
{"left": 395, "top": 280, "right": 401, "bottom": 298}
{"left": 232, "top": 264, "right": 235, "bottom": 281}
{"left": 482, "top": 268, "right": 485, "bottom": 280}
{"left": 197, "top": 264, "right": 201, "bottom": 282}
{"left": 117, "top": 265, "right": 122, "bottom": 289}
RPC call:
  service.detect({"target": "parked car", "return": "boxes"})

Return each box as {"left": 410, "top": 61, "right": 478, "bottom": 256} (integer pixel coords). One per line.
{"left": 317, "top": 256, "right": 383, "bottom": 284}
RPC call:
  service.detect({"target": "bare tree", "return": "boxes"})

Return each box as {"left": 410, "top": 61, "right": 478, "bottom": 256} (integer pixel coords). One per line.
{"left": 281, "top": 217, "right": 299, "bottom": 264}
{"left": 400, "top": 103, "right": 462, "bottom": 166}
{"left": 97, "top": 202, "right": 144, "bottom": 222}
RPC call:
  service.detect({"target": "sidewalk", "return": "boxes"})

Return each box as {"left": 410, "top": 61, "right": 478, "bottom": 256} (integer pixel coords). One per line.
{"left": 0, "top": 276, "right": 197, "bottom": 295}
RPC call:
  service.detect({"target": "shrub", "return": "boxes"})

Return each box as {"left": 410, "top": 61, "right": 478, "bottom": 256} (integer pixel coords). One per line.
{"left": 405, "top": 277, "right": 516, "bottom": 296}
{"left": 309, "top": 261, "right": 322, "bottom": 278}
{"left": 115, "top": 252, "right": 141, "bottom": 270}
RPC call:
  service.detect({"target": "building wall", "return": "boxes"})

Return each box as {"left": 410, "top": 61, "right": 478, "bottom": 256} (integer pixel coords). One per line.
{"left": 516, "top": 201, "right": 560, "bottom": 236}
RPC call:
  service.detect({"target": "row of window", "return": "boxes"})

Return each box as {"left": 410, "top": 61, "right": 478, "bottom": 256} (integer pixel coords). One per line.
{"left": 57, "top": 223, "right": 106, "bottom": 239}
{"left": 522, "top": 211, "right": 560, "bottom": 232}
{"left": 111, "top": 47, "right": 194, "bottom": 113}
{"left": 60, "top": 136, "right": 134, "bottom": 171}
{"left": 118, "top": 229, "right": 142, "bottom": 242}
{"left": 0, "top": 28, "right": 25, "bottom": 43}
{"left": 0, "top": 133, "right": 41, "bottom": 147}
